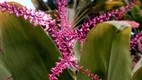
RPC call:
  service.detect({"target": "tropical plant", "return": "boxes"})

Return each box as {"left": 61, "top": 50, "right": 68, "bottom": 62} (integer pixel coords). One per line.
{"left": 0, "top": 0, "right": 142, "bottom": 80}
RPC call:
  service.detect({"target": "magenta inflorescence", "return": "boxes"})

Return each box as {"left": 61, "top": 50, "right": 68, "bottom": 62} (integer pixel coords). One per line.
{"left": 48, "top": 27, "right": 79, "bottom": 80}
{"left": 56, "top": 0, "right": 69, "bottom": 28}
{"left": 49, "top": 56, "right": 77, "bottom": 80}
{"left": 48, "top": 0, "right": 79, "bottom": 79}
{"left": 131, "top": 32, "right": 142, "bottom": 51}
{"left": 0, "top": 1, "right": 53, "bottom": 29}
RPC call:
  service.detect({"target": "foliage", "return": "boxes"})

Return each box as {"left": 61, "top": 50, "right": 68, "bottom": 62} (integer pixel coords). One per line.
{"left": 77, "top": 21, "right": 132, "bottom": 80}
{"left": 0, "top": 1, "right": 141, "bottom": 80}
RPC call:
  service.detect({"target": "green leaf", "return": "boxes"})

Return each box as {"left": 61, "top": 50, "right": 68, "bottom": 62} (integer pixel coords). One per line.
{"left": 0, "top": 64, "right": 12, "bottom": 80}
{"left": 0, "top": 2, "right": 72, "bottom": 80}
{"left": 132, "top": 67, "right": 142, "bottom": 80}
{"left": 0, "top": 29, "right": 13, "bottom": 80}
{"left": 74, "top": 40, "right": 81, "bottom": 62}
{"left": 124, "top": 14, "right": 133, "bottom": 20}
{"left": 77, "top": 21, "right": 132, "bottom": 80}
{"left": 0, "top": 54, "right": 13, "bottom": 80}
{"left": 131, "top": 5, "right": 141, "bottom": 21}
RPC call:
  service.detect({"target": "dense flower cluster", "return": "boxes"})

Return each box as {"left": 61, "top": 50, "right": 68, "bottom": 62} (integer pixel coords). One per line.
{"left": 48, "top": 27, "right": 79, "bottom": 80}
{"left": 0, "top": 1, "right": 53, "bottom": 29}
{"left": 56, "top": 0, "right": 68, "bottom": 27}
{"left": 47, "top": 0, "right": 80, "bottom": 79}
{"left": 131, "top": 32, "right": 142, "bottom": 51}
{"left": 49, "top": 56, "right": 77, "bottom": 80}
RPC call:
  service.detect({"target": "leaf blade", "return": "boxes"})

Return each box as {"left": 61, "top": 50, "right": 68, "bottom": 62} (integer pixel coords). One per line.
{"left": 77, "top": 22, "right": 132, "bottom": 80}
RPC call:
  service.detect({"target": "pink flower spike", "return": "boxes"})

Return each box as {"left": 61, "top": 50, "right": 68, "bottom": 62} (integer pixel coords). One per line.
{"left": 130, "top": 32, "right": 142, "bottom": 51}
{"left": 0, "top": 1, "right": 53, "bottom": 27}
{"left": 77, "top": 2, "right": 135, "bottom": 41}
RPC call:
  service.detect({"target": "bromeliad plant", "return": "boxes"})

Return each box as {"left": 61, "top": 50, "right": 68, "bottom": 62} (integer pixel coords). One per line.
{"left": 0, "top": 0, "right": 142, "bottom": 80}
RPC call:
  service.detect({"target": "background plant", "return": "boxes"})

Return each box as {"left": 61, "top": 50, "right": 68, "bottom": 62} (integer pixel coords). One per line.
{"left": 0, "top": 0, "right": 142, "bottom": 80}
